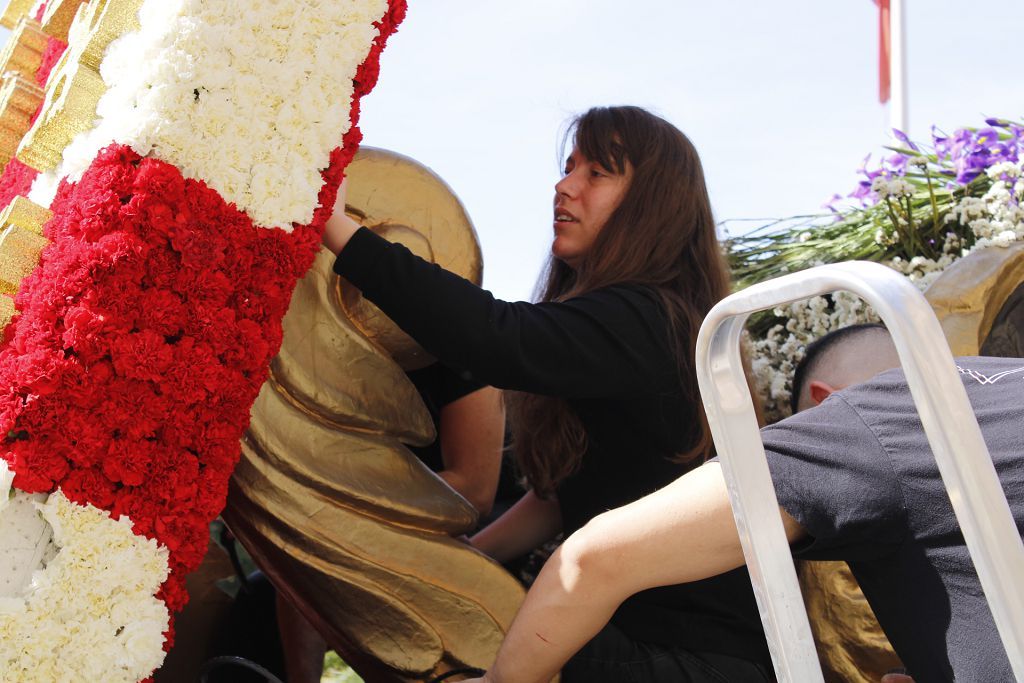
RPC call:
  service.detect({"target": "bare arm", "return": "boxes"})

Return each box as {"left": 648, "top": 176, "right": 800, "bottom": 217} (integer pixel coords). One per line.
{"left": 322, "top": 178, "right": 361, "bottom": 255}
{"left": 474, "top": 462, "right": 806, "bottom": 683}
{"left": 471, "top": 490, "right": 563, "bottom": 564}
{"left": 436, "top": 386, "right": 505, "bottom": 517}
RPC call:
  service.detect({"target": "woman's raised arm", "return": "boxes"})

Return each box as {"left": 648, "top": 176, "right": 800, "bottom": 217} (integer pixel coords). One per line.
{"left": 330, "top": 227, "right": 672, "bottom": 398}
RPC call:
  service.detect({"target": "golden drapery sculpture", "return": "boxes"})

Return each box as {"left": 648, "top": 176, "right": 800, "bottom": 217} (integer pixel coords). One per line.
{"left": 223, "top": 147, "right": 526, "bottom": 682}
{"left": 927, "top": 241, "right": 1024, "bottom": 357}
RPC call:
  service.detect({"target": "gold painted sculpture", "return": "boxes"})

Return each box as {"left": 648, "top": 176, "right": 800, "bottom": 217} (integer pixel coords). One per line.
{"left": 798, "top": 562, "right": 902, "bottom": 682}
{"left": 927, "top": 241, "right": 1024, "bottom": 357}
{"left": 224, "top": 147, "right": 526, "bottom": 682}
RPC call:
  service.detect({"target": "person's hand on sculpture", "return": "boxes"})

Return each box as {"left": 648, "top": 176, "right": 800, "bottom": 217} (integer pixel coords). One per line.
{"left": 322, "top": 177, "right": 361, "bottom": 255}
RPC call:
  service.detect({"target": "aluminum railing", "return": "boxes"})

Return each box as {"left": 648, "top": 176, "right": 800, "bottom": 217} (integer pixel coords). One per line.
{"left": 694, "top": 261, "right": 1024, "bottom": 682}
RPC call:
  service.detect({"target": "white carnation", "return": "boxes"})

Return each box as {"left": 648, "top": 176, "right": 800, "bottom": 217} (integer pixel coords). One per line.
{"left": 40, "top": 0, "right": 389, "bottom": 229}
{"left": 0, "top": 479, "right": 170, "bottom": 683}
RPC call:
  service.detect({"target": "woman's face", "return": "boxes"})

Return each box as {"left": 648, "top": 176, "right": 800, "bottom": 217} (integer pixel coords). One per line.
{"left": 552, "top": 146, "right": 632, "bottom": 268}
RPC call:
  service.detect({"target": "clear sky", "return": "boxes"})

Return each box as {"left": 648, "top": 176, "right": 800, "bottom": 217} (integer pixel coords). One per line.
{"left": 4, "top": 2, "right": 1022, "bottom": 301}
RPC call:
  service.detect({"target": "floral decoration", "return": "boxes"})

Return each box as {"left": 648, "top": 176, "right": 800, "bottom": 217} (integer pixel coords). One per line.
{"left": 2, "top": 142, "right": 322, "bottom": 613}
{"left": 32, "top": 0, "right": 390, "bottom": 229}
{"left": 730, "top": 120, "right": 1024, "bottom": 420}
{"left": 0, "top": 0, "right": 407, "bottom": 675}
{"left": 0, "top": 463, "right": 170, "bottom": 683}
{"left": 0, "top": 159, "right": 42, "bottom": 211}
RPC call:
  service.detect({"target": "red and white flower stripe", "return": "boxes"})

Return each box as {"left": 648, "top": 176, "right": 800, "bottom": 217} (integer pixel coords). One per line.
{"left": 31, "top": 0, "right": 391, "bottom": 229}
{"left": 0, "top": 0, "right": 407, "bottom": 678}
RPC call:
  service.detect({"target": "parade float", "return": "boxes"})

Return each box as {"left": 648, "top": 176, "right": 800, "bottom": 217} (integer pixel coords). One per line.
{"left": 0, "top": 0, "right": 1019, "bottom": 680}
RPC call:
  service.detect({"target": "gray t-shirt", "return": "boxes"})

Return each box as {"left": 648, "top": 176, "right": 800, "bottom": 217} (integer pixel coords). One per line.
{"left": 762, "top": 356, "right": 1024, "bottom": 682}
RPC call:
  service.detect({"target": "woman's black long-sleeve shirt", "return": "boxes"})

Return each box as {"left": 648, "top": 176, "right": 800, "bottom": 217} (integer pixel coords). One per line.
{"left": 333, "top": 228, "right": 770, "bottom": 663}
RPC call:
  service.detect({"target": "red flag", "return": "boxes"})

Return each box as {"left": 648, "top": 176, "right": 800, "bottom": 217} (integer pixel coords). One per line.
{"left": 876, "top": 0, "right": 891, "bottom": 103}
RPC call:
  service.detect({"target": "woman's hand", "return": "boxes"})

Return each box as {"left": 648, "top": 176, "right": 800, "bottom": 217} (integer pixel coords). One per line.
{"left": 322, "top": 177, "right": 362, "bottom": 255}
{"left": 471, "top": 490, "right": 562, "bottom": 563}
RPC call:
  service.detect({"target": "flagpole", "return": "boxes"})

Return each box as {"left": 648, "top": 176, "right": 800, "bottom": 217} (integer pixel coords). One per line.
{"left": 890, "top": 0, "right": 908, "bottom": 135}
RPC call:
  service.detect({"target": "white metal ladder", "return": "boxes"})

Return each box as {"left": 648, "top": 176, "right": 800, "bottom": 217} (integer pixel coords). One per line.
{"left": 694, "top": 261, "right": 1024, "bottom": 682}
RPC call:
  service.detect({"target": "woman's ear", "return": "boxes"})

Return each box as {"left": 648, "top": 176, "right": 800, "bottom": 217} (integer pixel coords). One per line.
{"left": 808, "top": 380, "right": 838, "bottom": 407}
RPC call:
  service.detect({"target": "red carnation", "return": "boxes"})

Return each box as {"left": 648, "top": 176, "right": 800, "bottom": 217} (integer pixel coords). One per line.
{"left": 60, "top": 466, "right": 118, "bottom": 509}
{"left": 110, "top": 329, "right": 174, "bottom": 382}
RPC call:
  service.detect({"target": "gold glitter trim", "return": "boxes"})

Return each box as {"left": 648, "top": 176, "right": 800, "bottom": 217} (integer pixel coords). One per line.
{"left": 40, "top": 0, "right": 87, "bottom": 41}
{"left": 0, "top": 0, "right": 36, "bottom": 30}
{"left": 69, "top": 0, "right": 144, "bottom": 72}
{"left": 0, "top": 196, "right": 53, "bottom": 236}
{"left": 0, "top": 294, "right": 14, "bottom": 332}
{"left": 0, "top": 74, "right": 44, "bottom": 169}
{"left": 0, "top": 17, "right": 47, "bottom": 80}
{"left": 0, "top": 224, "right": 48, "bottom": 294}
{"left": 16, "top": 49, "right": 105, "bottom": 172}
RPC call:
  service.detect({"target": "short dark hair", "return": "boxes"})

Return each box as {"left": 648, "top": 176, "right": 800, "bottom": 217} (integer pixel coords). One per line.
{"left": 790, "top": 323, "right": 889, "bottom": 415}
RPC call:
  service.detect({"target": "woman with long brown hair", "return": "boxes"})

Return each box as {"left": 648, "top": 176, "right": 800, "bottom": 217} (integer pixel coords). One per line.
{"left": 323, "top": 106, "right": 771, "bottom": 681}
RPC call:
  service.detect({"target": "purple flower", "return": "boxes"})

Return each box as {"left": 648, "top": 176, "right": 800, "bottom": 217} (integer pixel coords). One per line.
{"left": 991, "top": 141, "right": 1017, "bottom": 164}
{"left": 951, "top": 128, "right": 973, "bottom": 144}
{"left": 821, "top": 193, "right": 844, "bottom": 215}
{"left": 836, "top": 116, "right": 1022, "bottom": 218}
{"left": 856, "top": 154, "right": 872, "bottom": 177}
{"left": 885, "top": 153, "right": 910, "bottom": 175}
{"left": 892, "top": 128, "right": 920, "bottom": 151}
{"left": 932, "top": 126, "right": 951, "bottom": 161}
{"left": 954, "top": 150, "right": 990, "bottom": 184}
{"left": 848, "top": 180, "right": 874, "bottom": 202}
{"left": 975, "top": 127, "right": 1002, "bottom": 148}
{"left": 948, "top": 128, "right": 974, "bottom": 158}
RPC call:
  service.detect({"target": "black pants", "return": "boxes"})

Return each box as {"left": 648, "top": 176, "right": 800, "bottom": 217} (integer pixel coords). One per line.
{"left": 562, "top": 621, "right": 774, "bottom": 683}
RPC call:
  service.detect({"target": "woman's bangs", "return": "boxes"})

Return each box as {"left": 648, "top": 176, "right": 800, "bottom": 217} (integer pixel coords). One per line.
{"left": 573, "top": 112, "right": 628, "bottom": 175}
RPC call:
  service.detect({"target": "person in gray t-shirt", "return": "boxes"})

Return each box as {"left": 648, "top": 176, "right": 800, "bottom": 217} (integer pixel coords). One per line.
{"left": 461, "top": 326, "right": 1024, "bottom": 683}
{"left": 769, "top": 325, "right": 1024, "bottom": 682}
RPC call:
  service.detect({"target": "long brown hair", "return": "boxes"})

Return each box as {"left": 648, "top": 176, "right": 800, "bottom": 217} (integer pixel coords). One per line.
{"left": 508, "top": 106, "right": 733, "bottom": 497}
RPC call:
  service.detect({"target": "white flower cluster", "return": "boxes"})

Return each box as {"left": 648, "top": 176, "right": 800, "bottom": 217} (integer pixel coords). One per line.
{"left": 945, "top": 162, "right": 1024, "bottom": 249}
{"left": 751, "top": 160, "right": 1024, "bottom": 422}
{"left": 871, "top": 175, "right": 914, "bottom": 199}
{"left": 888, "top": 247, "right": 959, "bottom": 290}
{"left": 749, "top": 292, "right": 878, "bottom": 419}
{"left": 32, "top": 0, "right": 388, "bottom": 229}
{"left": 0, "top": 464, "right": 170, "bottom": 683}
